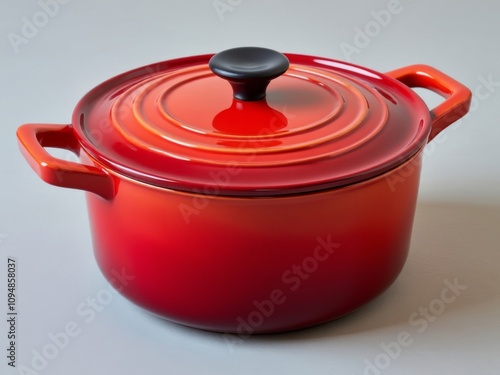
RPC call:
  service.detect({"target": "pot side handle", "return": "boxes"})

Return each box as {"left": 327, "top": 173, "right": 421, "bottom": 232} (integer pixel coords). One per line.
{"left": 385, "top": 65, "right": 472, "bottom": 141}
{"left": 16, "top": 124, "right": 115, "bottom": 200}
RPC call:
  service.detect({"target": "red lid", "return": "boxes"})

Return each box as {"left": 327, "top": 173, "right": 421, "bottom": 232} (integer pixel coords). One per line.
{"left": 73, "top": 47, "right": 431, "bottom": 196}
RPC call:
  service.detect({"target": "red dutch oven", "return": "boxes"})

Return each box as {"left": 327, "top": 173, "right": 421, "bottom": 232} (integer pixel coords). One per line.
{"left": 17, "top": 47, "right": 471, "bottom": 333}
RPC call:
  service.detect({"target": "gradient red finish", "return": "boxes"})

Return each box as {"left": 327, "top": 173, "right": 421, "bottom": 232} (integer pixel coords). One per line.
{"left": 16, "top": 51, "right": 471, "bottom": 333}
{"left": 82, "top": 152, "right": 422, "bottom": 333}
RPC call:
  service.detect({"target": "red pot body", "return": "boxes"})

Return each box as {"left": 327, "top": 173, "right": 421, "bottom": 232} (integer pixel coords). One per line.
{"left": 82, "top": 150, "right": 422, "bottom": 333}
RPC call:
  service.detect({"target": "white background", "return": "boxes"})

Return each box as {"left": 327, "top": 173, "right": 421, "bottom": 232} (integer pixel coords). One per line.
{"left": 1, "top": 0, "right": 499, "bottom": 374}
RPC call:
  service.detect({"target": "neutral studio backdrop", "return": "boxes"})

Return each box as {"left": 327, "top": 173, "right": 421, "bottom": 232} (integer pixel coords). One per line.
{"left": 1, "top": 1, "right": 499, "bottom": 374}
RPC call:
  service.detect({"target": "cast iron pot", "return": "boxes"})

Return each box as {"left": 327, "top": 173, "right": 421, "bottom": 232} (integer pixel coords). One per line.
{"left": 17, "top": 47, "right": 471, "bottom": 333}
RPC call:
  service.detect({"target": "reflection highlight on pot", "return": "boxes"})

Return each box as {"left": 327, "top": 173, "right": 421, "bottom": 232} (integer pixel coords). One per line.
{"left": 213, "top": 99, "right": 286, "bottom": 148}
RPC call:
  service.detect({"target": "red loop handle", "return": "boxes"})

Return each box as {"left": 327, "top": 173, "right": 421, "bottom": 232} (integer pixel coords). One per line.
{"left": 17, "top": 124, "right": 115, "bottom": 200}
{"left": 386, "top": 64, "right": 472, "bottom": 141}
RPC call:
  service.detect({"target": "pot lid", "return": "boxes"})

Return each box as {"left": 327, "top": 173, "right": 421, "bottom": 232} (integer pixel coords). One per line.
{"left": 73, "top": 47, "right": 431, "bottom": 196}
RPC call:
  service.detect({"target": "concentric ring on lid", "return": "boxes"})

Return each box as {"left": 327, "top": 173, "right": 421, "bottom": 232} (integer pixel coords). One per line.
{"left": 109, "top": 64, "right": 388, "bottom": 166}
{"left": 73, "top": 52, "right": 431, "bottom": 196}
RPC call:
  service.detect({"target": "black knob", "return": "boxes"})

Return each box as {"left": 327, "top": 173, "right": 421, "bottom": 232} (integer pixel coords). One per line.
{"left": 209, "top": 47, "right": 290, "bottom": 101}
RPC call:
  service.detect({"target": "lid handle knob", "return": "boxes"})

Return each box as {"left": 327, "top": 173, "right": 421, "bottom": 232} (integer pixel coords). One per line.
{"left": 209, "top": 47, "right": 289, "bottom": 101}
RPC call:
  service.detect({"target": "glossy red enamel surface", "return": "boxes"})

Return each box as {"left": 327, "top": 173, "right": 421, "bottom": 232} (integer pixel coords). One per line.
{"left": 72, "top": 54, "right": 432, "bottom": 195}
{"left": 83, "top": 151, "right": 423, "bottom": 333}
